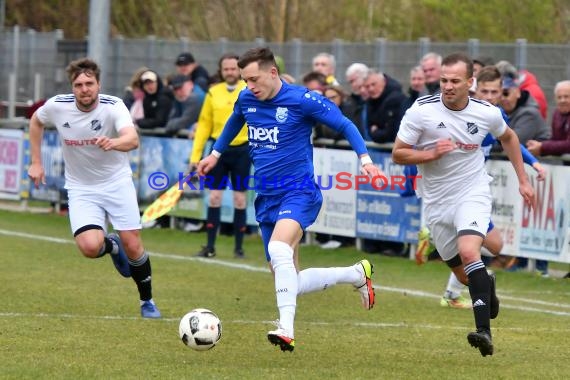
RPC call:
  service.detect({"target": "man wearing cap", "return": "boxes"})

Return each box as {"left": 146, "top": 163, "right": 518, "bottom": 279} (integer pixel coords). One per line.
{"left": 500, "top": 75, "right": 550, "bottom": 145}
{"left": 175, "top": 52, "right": 210, "bottom": 93}
{"left": 137, "top": 70, "right": 173, "bottom": 130}
{"left": 164, "top": 74, "right": 204, "bottom": 137}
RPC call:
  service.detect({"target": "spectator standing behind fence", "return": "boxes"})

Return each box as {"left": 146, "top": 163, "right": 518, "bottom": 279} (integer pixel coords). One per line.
{"left": 175, "top": 52, "right": 211, "bottom": 93}
{"left": 312, "top": 52, "right": 339, "bottom": 85}
{"left": 344, "top": 63, "right": 370, "bottom": 140}
{"left": 496, "top": 60, "right": 548, "bottom": 120}
{"left": 421, "top": 52, "right": 442, "bottom": 95}
{"left": 363, "top": 69, "right": 407, "bottom": 144}
{"left": 473, "top": 56, "right": 495, "bottom": 77}
{"left": 27, "top": 58, "right": 161, "bottom": 318}
{"left": 190, "top": 53, "right": 250, "bottom": 259}
{"left": 402, "top": 65, "right": 428, "bottom": 112}
{"left": 136, "top": 70, "right": 173, "bottom": 131}
{"left": 122, "top": 66, "right": 148, "bottom": 115}
{"left": 527, "top": 80, "right": 570, "bottom": 157}
{"left": 163, "top": 74, "right": 203, "bottom": 137}
{"left": 500, "top": 76, "right": 551, "bottom": 145}
{"left": 302, "top": 71, "right": 327, "bottom": 94}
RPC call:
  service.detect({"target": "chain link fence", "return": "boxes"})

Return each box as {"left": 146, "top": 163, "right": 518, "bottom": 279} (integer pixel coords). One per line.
{"left": 2, "top": 26, "right": 570, "bottom": 120}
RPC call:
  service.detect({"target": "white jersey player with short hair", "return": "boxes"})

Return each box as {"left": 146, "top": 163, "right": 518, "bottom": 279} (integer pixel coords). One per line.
{"left": 398, "top": 94, "right": 507, "bottom": 262}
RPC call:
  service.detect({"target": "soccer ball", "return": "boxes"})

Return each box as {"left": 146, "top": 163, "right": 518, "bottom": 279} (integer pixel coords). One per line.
{"left": 179, "top": 308, "right": 222, "bottom": 351}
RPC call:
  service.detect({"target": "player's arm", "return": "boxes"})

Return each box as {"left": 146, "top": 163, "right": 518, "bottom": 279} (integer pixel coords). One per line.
{"left": 392, "top": 137, "right": 455, "bottom": 165}
{"left": 496, "top": 127, "right": 535, "bottom": 207}
{"left": 96, "top": 125, "right": 139, "bottom": 152}
{"left": 28, "top": 112, "right": 46, "bottom": 188}
{"left": 520, "top": 143, "right": 546, "bottom": 180}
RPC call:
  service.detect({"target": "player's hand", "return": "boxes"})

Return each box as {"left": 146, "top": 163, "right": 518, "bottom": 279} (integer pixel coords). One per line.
{"left": 197, "top": 154, "right": 219, "bottom": 176}
{"left": 95, "top": 136, "right": 116, "bottom": 151}
{"left": 519, "top": 180, "right": 536, "bottom": 209}
{"left": 361, "top": 163, "right": 386, "bottom": 188}
{"left": 432, "top": 138, "right": 455, "bottom": 159}
{"left": 28, "top": 163, "right": 46, "bottom": 188}
{"left": 532, "top": 162, "right": 546, "bottom": 181}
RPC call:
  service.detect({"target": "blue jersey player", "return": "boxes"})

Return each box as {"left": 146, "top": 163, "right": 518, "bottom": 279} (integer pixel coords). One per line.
{"left": 198, "top": 47, "right": 383, "bottom": 352}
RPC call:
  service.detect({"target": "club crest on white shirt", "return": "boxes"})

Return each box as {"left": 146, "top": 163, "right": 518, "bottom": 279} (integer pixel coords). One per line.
{"left": 275, "top": 107, "right": 288, "bottom": 123}
{"left": 90, "top": 119, "right": 102, "bottom": 131}
{"left": 467, "top": 122, "right": 478, "bottom": 135}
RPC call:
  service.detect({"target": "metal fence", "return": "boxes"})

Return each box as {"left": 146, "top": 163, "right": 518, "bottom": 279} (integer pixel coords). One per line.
{"left": 2, "top": 26, "right": 570, "bottom": 120}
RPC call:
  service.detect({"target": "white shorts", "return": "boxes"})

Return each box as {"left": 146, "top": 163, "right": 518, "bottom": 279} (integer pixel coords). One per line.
{"left": 425, "top": 191, "right": 491, "bottom": 263}
{"left": 67, "top": 177, "right": 141, "bottom": 235}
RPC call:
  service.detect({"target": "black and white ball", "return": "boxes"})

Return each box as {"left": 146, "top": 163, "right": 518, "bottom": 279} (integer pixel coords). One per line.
{"left": 179, "top": 308, "right": 222, "bottom": 351}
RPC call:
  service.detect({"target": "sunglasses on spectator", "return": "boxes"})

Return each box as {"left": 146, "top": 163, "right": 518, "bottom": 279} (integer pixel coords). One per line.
{"left": 502, "top": 90, "right": 511, "bottom": 97}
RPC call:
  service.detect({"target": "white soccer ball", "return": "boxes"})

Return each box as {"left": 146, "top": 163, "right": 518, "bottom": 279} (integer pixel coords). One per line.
{"left": 179, "top": 308, "right": 222, "bottom": 351}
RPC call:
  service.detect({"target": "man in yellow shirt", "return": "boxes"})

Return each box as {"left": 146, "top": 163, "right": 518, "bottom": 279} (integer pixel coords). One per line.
{"left": 190, "top": 53, "right": 250, "bottom": 258}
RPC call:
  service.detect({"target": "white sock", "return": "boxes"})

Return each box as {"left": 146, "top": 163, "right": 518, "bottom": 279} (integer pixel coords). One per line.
{"left": 444, "top": 272, "right": 465, "bottom": 299}
{"left": 297, "top": 266, "right": 361, "bottom": 295}
{"left": 268, "top": 241, "right": 297, "bottom": 337}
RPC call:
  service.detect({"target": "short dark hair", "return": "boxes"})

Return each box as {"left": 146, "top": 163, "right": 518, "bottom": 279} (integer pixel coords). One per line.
{"left": 238, "top": 47, "right": 277, "bottom": 70}
{"left": 66, "top": 58, "right": 100, "bottom": 84}
{"left": 441, "top": 52, "right": 473, "bottom": 78}
{"left": 476, "top": 66, "right": 501, "bottom": 84}
{"left": 302, "top": 71, "right": 327, "bottom": 87}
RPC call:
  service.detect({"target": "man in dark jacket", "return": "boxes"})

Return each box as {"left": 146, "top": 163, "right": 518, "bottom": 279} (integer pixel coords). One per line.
{"left": 363, "top": 69, "right": 407, "bottom": 143}
{"left": 500, "top": 76, "right": 550, "bottom": 145}
{"left": 175, "top": 52, "right": 211, "bottom": 92}
{"left": 164, "top": 74, "right": 204, "bottom": 137}
{"left": 136, "top": 70, "right": 173, "bottom": 130}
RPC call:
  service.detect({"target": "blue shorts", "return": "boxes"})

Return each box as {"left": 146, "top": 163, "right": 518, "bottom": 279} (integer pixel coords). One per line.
{"left": 488, "top": 220, "right": 494, "bottom": 232}
{"left": 256, "top": 185, "right": 322, "bottom": 261}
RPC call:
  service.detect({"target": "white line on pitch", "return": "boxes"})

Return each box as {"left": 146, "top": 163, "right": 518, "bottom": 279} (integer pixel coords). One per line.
{"left": 1, "top": 228, "right": 570, "bottom": 316}
{"left": 2, "top": 312, "right": 570, "bottom": 333}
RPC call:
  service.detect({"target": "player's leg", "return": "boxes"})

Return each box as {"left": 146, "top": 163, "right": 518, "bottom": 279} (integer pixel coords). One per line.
{"left": 266, "top": 218, "right": 302, "bottom": 351}
{"left": 197, "top": 156, "right": 228, "bottom": 257}
{"left": 229, "top": 143, "right": 251, "bottom": 259}
{"left": 107, "top": 178, "right": 160, "bottom": 318}
{"left": 68, "top": 188, "right": 131, "bottom": 277}
{"left": 196, "top": 189, "right": 222, "bottom": 257}
{"left": 440, "top": 271, "right": 471, "bottom": 309}
{"left": 456, "top": 197, "right": 494, "bottom": 356}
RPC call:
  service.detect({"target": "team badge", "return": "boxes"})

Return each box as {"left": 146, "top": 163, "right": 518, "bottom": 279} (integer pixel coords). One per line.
{"left": 275, "top": 107, "right": 288, "bottom": 123}
{"left": 90, "top": 120, "right": 102, "bottom": 131}
{"left": 467, "top": 122, "right": 478, "bottom": 135}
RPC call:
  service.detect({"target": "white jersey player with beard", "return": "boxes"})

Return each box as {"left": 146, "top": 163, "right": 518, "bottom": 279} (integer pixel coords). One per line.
{"left": 28, "top": 58, "right": 161, "bottom": 319}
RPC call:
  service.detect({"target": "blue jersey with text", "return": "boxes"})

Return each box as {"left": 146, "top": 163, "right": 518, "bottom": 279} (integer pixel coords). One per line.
{"left": 213, "top": 81, "right": 367, "bottom": 195}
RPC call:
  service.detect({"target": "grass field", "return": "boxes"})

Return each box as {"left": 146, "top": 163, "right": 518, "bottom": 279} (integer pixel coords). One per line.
{"left": 1, "top": 208, "right": 570, "bottom": 379}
